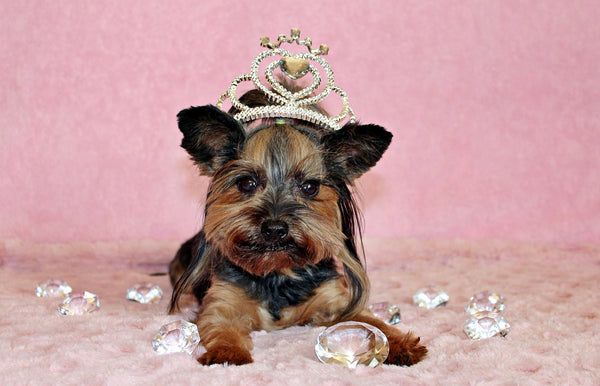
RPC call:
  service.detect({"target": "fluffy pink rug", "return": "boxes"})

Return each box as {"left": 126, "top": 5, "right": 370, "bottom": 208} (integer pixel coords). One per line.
{"left": 1, "top": 238, "right": 598, "bottom": 385}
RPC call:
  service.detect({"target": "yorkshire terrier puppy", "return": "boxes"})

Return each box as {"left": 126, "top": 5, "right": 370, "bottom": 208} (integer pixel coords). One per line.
{"left": 168, "top": 89, "right": 427, "bottom": 366}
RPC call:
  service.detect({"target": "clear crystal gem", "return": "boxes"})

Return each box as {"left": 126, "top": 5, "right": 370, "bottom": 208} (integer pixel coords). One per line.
{"left": 463, "top": 311, "right": 511, "bottom": 340}
{"left": 58, "top": 291, "right": 100, "bottom": 315}
{"left": 152, "top": 320, "right": 200, "bottom": 355}
{"left": 35, "top": 279, "right": 72, "bottom": 297}
{"left": 315, "top": 322, "right": 389, "bottom": 368}
{"left": 368, "top": 302, "right": 401, "bottom": 325}
{"left": 465, "top": 291, "right": 505, "bottom": 314}
{"left": 413, "top": 285, "right": 450, "bottom": 309}
{"left": 126, "top": 282, "right": 163, "bottom": 304}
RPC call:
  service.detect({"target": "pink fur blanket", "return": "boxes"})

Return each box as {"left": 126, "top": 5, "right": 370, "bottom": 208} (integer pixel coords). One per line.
{"left": 1, "top": 238, "right": 598, "bottom": 385}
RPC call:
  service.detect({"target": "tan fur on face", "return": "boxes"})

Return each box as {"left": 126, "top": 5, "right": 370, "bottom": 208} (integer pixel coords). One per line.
{"left": 241, "top": 124, "right": 323, "bottom": 175}
{"left": 202, "top": 125, "right": 346, "bottom": 275}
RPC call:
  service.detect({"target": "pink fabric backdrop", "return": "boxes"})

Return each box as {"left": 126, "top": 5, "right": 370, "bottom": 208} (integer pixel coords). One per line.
{"left": 2, "top": 0, "right": 599, "bottom": 244}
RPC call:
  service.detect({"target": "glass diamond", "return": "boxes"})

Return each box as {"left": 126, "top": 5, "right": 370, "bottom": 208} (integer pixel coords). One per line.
{"left": 463, "top": 311, "right": 511, "bottom": 340}
{"left": 126, "top": 282, "right": 163, "bottom": 304}
{"left": 35, "top": 279, "right": 72, "bottom": 297}
{"left": 58, "top": 291, "right": 100, "bottom": 315}
{"left": 465, "top": 291, "right": 505, "bottom": 315}
{"left": 413, "top": 285, "right": 450, "bottom": 309}
{"left": 315, "top": 322, "right": 389, "bottom": 369}
{"left": 368, "top": 301, "right": 401, "bottom": 325}
{"left": 152, "top": 320, "right": 200, "bottom": 355}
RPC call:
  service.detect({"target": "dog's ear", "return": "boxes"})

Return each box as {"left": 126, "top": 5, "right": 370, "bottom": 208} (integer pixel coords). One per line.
{"left": 178, "top": 105, "right": 246, "bottom": 176}
{"left": 322, "top": 123, "right": 393, "bottom": 181}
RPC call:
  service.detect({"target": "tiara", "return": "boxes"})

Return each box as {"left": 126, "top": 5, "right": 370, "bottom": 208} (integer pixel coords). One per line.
{"left": 216, "top": 28, "right": 356, "bottom": 131}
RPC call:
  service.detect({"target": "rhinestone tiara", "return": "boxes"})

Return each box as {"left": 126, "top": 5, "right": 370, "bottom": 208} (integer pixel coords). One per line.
{"left": 216, "top": 28, "right": 356, "bottom": 131}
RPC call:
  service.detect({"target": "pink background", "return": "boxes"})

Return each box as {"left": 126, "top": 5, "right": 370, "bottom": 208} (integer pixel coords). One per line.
{"left": 2, "top": 1, "right": 599, "bottom": 244}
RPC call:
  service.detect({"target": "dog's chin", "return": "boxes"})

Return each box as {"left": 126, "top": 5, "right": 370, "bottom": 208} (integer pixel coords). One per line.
{"left": 227, "top": 241, "right": 314, "bottom": 276}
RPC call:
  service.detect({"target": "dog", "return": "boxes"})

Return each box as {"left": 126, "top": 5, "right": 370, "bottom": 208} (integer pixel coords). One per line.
{"left": 168, "top": 30, "right": 427, "bottom": 367}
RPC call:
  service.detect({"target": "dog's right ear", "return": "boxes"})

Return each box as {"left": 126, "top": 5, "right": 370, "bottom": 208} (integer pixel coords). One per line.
{"left": 178, "top": 105, "right": 246, "bottom": 176}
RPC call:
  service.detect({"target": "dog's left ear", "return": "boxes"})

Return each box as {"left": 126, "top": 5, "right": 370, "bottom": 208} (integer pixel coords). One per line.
{"left": 322, "top": 123, "right": 393, "bottom": 181}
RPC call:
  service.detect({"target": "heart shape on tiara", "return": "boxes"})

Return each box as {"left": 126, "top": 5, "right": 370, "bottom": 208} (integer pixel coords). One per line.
{"left": 265, "top": 57, "right": 321, "bottom": 103}
{"left": 259, "top": 50, "right": 335, "bottom": 108}
{"left": 279, "top": 57, "right": 310, "bottom": 80}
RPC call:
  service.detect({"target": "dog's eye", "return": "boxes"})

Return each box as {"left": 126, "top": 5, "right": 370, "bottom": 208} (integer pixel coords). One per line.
{"left": 299, "top": 180, "right": 320, "bottom": 198}
{"left": 237, "top": 177, "right": 257, "bottom": 194}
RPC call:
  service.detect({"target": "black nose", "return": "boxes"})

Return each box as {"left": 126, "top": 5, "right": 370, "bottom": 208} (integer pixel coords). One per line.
{"left": 261, "top": 219, "right": 289, "bottom": 243}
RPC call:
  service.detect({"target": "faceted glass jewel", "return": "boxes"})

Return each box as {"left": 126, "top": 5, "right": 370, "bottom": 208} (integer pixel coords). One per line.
{"left": 463, "top": 311, "right": 510, "bottom": 340}
{"left": 35, "top": 279, "right": 72, "bottom": 297}
{"left": 368, "top": 301, "right": 401, "bottom": 325}
{"left": 126, "top": 282, "right": 163, "bottom": 304}
{"left": 315, "top": 322, "right": 389, "bottom": 369}
{"left": 413, "top": 285, "right": 450, "bottom": 309}
{"left": 152, "top": 320, "right": 200, "bottom": 355}
{"left": 465, "top": 291, "right": 505, "bottom": 315}
{"left": 58, "top": 291, "right": 100, "bottom": 315}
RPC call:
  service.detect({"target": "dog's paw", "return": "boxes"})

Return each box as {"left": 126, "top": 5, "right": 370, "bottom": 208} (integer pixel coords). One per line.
{"left": 198, "top": 345, "right": 253, "bottom": 366}
{"left": 385, "top": 332, "right": 427, "bottom": 366}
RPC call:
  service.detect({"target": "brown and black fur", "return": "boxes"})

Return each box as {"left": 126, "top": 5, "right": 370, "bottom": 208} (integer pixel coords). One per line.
{"left": 168, "top": 91, "right": 427, "bottom": 366}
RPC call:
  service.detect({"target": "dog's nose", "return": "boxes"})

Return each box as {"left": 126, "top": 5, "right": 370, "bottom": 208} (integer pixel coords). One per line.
{"left": 260, "top": 219, "right": 289, "bottom": 243}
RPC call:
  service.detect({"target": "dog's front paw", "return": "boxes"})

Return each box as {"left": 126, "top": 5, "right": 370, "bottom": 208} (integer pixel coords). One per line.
{"left": 198, "top": 345, "right": 253, "bottom": 366}
{"left": 386, "top": 332, "right": 427, "bottom": 366}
